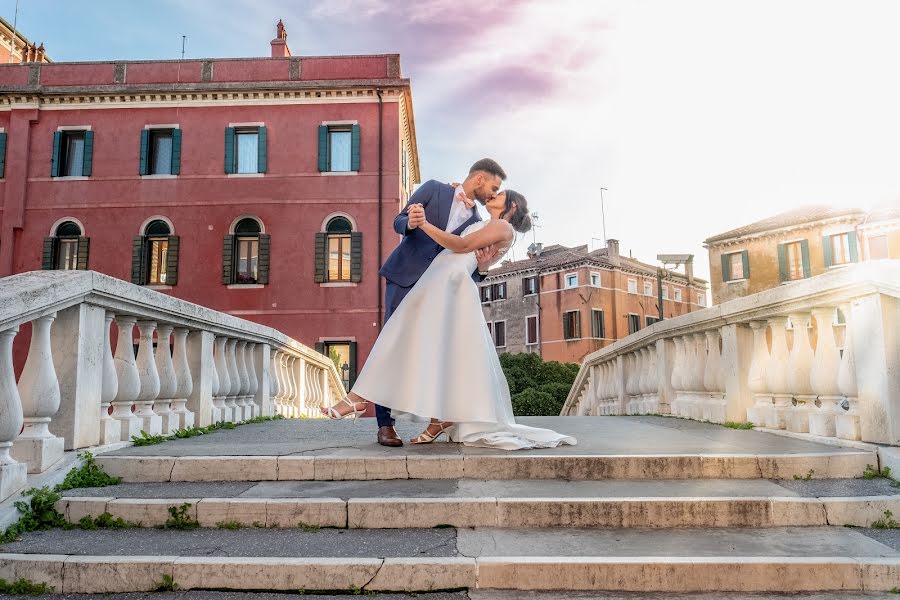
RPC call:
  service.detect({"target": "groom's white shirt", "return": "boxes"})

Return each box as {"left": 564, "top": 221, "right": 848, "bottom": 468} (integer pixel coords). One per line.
{"left": 447, "top": 185, "right": 475, "bottom": 233}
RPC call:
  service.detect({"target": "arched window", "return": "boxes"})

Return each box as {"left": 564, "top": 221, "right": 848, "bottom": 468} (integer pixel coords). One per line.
{"left": 133, "top": 219, "right": 179, "bottom": 286}
{"left": 223, "top": 217, "right": 270, "bottom": 285}
{"left": 42, "top": 220, "right": 89, "bottom": 271}
{"left": 315, "top": 215, "right": 361, "bottom": 283}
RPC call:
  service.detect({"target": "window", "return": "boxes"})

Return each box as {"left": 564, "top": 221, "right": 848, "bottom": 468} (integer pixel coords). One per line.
{"left": 646, "top": 316, "right": 660, "bottom": 326}
{"left": 491, "top": 282, "right": 507, "bottom": 301}
{"left": 565, "top": 273, "right": 578, "bottom": 289}
{"left": 722, "top": 250, "right": 749, "bottom": 282}
{"left": 591, "top": 309, "right": 605, "bottom": 339}
{"left": 698, "top": 293, "right": 707, "bottom": 307}
{"left": 643, "top": 281, "right": 653, "bottom": 296}
{"left": 563, "top": 310, "right": 581, "bottom": 340}
{"left": 493, "top": 321, "right": 506, "bottom": 348}
{"left": 140, "top": 128, "right": 181, "bottom": 176}
{"left": 318, "top": 124, "right": 360, "bottom": 173}
{"left": 590, "top": 272, "right": 601, "bottom": 287}
{"left": 628, "top": 314, "right": 641, "bottom": 334}
{"left": 224, "top": 126, "right": 267, "bottom": 174}
{"left": 132, "top": 219, "right": 180, "bottom": 286}
{"left": 52, "top": 130, "right": 93, "bottom": 177}
{"left": 526, "top": 316, "right": 539, "bottom": 345}
{"left": 480, "top": 286, "right": 492, "bottom": 303}
{"left": 825, "top": 232, "right": 858, "bottom": 267}
{"left": 627, "top": 278, "right": 637, "bottom": 294}
{"left": 868, "top": 234, "right": 889, "bottom": 259}
{"left": 779, "top": 240, "right": 809, "bottom": 282}
{"left": 43, "top": 220, "right": 89, "bottom": 271}
{"left": 662, "top": 286, "right": 669, "bottom": 300}
{"left": 486, "top": 322, "right": 493, "bottom": 337}
{"left": 317, "top": 341, "right": 358, "bottom": 390}
{"left": 673, "top": 288, "right": 682, "bottom": 302}
{"left": 522, "top": 276, "right": 538, "bottom": 296}
{"left": 223, "top": 218, "right": 271, "bottom": 285}
{"left": 326, "top": 217, "right": 352, "bottom": 282}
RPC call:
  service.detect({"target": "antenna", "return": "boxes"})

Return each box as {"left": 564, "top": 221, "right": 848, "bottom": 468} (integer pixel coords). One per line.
{"left": 181, "top": 36, "right": 187, "bottom": 60}
{"left": 9, "top": 0, "right": 20, "bottom": 64}
{"left": 530, "top": 211, "right": 542, "bottom": 245}
{"left": 600, "top": 187, "right": 608, "bottom": 244}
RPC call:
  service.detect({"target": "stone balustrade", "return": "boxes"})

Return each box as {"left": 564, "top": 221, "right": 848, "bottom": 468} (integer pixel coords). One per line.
{"left": 0, "top": 271, "right": 344, "bottom": 501}
{"left": 563, "top": 260, "right": 900, "bottom": 447}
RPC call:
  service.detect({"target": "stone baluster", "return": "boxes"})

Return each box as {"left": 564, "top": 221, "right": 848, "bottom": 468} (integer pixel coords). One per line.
{"left": 764, "top": 316, "right": 791, "bottom": 429}
{"left": 224, "top": 339, "right": 241, "bottom": 422}
{"left": 133, "top": 321, "right": 162, "bottom": 435}
{"left": 309, "top": 362, "right": 321, "bottom": 414}
{"left": 186, "top": 330, "right": 215, "bottom": 427}
{"left": 836, "top": 304, "right": 860, "bottom": 440}
{"left": 624, "top": 353, "right": 637, "bottom": 414}
{"left": 678, "top": 335, "right": 696, "bottom": 418}
{"left": 111, "top": 316, "right": 142, "bottom": 439}
{"left": 637, "top": 347, "right": 651, "bottom": 413}
{"left": 809, "top": 307, "right": 841, "bottom": 437}
{"left": 670, "top": 336, "right": 687, "bottom": 417}
{"left": 207, "top": 336, "right": 221, "bottom": 423}
{"left": 246, "top": 343, "right": 260, "bottom": 418}
{"left": 153, "top": 325, "right": 179, "bottom": 434}
{"left": 11, "top": 315, "right": 64, "bottom": 473}
{"left": 213, "top": 336, "right": 231, "bottom": 422}
{"left": 171, "top": 328, "right": 195, "bottom": 429}
{"left": 234, "top": 341, "right": 251, "bottom": 421}
{"left": 746, "top": 321, "right": 771, "bottom": 426}
{"left": 99, "top": 313, "right": 120, "bottom": 445}
{"left": 301, "top": 360, "right": 312, "bottom": 417}
{"left": 321, "top": 366, "right": 330, "bottom": 407}
{"left": 785, "top": 312, "right": 815, "bottom": 433}
{"left": 703, "top": 329, "right": 725, "bottom": 422}
{"left": 283, "top": 355, "right": 296, "bottom": 417}
{"left": 297, "top": 356, "right": 308, "bottom": 416}
{"left": 271, "top": 351, "right": 283, "bottom": 416}
{"left": 0, "top": 327, "right": 26, "bottom": 500}
{"left": 690, "top": 332, "right": 707, "bottom": 420}
{"left": 646, "top": 345, "right": 659, "bottom": 413}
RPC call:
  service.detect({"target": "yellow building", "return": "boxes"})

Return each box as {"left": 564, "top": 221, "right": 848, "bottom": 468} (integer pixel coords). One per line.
{"left": 704, "top": 206, "right": 900, "bottom": 305}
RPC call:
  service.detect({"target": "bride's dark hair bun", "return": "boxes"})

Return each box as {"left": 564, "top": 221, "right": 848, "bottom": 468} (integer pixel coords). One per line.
{"left": 501, "top": 189, "right": 532, "bottom": 234}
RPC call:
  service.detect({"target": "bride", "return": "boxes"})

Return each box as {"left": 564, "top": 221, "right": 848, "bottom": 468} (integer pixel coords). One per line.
{"left": 321, "top": 189, "right": 576, "bottom": 450}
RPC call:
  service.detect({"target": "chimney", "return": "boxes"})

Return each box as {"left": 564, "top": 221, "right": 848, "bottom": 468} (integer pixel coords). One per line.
{"left": 527, "top": 242, "right": 543, "bottom": 259}
{"left": 271, "top": 19, "right": 291, "bottom": 58}
{"left": 684, "top": 256, "right": 694, "bottom": 285}
{"left": 606, "top": 238, "right": 620, "bottom": 266}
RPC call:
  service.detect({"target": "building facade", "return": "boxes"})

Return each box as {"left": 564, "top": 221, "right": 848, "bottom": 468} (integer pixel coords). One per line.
{"left": 704, "top": 206, "right": 900, "bottom": 305}
{"left": 0, "top": 15, "right": 50, "bottom": 65}
{"left": 0, "top": 22, "right": 420, "bottom": 388}
{"left": 480, "top": 240, "right": 707, "bottom": 364}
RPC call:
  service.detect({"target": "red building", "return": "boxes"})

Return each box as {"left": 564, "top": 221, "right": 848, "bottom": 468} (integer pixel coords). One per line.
{"left": 0, "top": 21, "right": 420, "bottom": 388}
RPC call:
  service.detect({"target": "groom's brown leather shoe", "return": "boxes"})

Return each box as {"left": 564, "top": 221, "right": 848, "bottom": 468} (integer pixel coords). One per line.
{"left": 378, "top": 426, "right": 403, "bottom": 447}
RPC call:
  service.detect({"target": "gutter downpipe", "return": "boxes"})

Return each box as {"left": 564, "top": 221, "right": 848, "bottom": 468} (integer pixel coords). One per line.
{"left": 376, "top": 89, "right": 384, "bottom": 331}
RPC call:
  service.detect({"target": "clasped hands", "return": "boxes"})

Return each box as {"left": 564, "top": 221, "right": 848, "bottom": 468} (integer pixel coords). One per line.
{"left": 406, "top": 203, "right": 499, "bottom": 271}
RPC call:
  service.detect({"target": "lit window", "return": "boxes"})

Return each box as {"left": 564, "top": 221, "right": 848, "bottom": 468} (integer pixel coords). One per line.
{"left": 326, "top": 217, "right": 353, "bottom": 282}
{"left": 234, "top": 218, "right": 261, "bottom": 284}
{"left": 145, "top": 220, "right": 171, "bottom": 285}
{"left": 565, "top": 273, "right": 578, "bottom": 289}
{"left": 627, "top": 279, "right": 637, "bottom": 294}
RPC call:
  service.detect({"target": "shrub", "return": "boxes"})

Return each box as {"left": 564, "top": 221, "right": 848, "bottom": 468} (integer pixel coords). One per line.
{"left": 511, "top": 389, "right": 560, "bottom": 417}
{"left": 500, "top": 353, "right": 579, "bottom": 416}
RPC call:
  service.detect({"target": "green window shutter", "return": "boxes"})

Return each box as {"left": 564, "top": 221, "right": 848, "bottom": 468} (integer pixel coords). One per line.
{"left": 166, "top": 235, "right": 180, "bottom": 285}
{"left": 76, "top": 237, "right": 90, "bottom": 270}
{"left": 315, "top": 342, "right": 325, "bottom": 355}
{"left": 350, "top": 124, "right": 361, "bottom": 172}
{"left": 81, "top": 131, "right": 94, "bottom": 177}
{"left": 222, "top": 235, "right": 235, "bottom": 284}
{"left": 350, "top": 231, "right": 363, "bottom": 283}
{"left": 822, "top": 235, "right": 833, "bottom": 268}
{"left": 257, "top": 233, "right": 271, "bottom": 284}
{"left": 139, "top": 129, "right": 150, "bottom": 175}
{"left": 256, "top": 126, "right": 267, "bottom": 173}
{"left": 0, "top": 132, "right": 7, "bottom": 178}
{"left": 42, "top": 238, "right": 57, "bottom": 270}
{"left": 51, "top": 131, "right": 61, "bottom": 177}
{"left": 720, "top": 253, "right": 731, "bottom": 282}
{"left": 777, "top": 243, "right": 788, "bottom": 282}
{"left": 314, "top": 232, "right": 327, "bottom": 283}
{"left": 741, "top": 250, "right": 750, "bottom": 279}
{"left": 131, "top": 236, "right": 147, "bottom": 284}
{"left": 224, "top": 127, "right": 235, "bottom": 174}
{"left": 800, "top": 239, "right": 811, "bottom": 278}
{"left": 348, "top": 342, "right": 358, "bottom": 388}
{"left": 848, "top": 231, "right": 859, "bottom": 263}
{"left": 171, "top": 129, "right": 182, "bottom": 175}
{"left": 317, "top": 125, "right": 328, "bottom": 172}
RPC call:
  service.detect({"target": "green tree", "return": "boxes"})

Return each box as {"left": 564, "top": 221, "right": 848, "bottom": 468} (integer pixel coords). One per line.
{"left": 499, "top": 352, "right": 580, "bottom": 416}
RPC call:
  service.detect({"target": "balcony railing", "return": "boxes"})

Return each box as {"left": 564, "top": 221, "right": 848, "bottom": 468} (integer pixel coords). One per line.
{"left": 0, "top": 271, "right": 343, "bottom": 501}
{"left": 562, "top": 260, "right": 900, "bottom": 447}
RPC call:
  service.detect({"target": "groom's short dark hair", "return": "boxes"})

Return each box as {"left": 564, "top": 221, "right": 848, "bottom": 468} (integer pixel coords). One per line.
{"left": 469, "top": 158, "right": 507, "bottom": 181}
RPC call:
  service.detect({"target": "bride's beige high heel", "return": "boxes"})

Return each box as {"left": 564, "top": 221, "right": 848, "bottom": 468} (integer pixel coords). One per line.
{"left": 321, "top": 396, "right": 367, "bottom": 422}
{"left": 410, "top": 421, "right": 454, "bottom": 444}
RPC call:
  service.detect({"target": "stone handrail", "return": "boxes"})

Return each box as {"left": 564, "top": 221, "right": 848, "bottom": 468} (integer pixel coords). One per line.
{"left": 562, "top": 260, "right": 900, "bottom": 446}
{"left": 0, "top": 271, "right": 344, "bottom": 500}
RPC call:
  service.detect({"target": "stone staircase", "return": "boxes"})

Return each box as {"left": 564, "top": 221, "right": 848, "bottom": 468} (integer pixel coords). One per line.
{"left": 1, "top": 416, "right": 899, "bottom": 595}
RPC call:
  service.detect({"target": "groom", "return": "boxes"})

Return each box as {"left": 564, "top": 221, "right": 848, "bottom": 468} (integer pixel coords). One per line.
{"left": 374, "top": 158, "right": 508, "bottom": 447}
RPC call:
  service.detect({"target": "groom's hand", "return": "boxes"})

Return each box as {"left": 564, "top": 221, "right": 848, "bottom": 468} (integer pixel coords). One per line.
{"left": 476, "top": 245, "right": 499, "bottom": 272}
{"left": 407, "top": 204, "right": 426, "bottom": 230}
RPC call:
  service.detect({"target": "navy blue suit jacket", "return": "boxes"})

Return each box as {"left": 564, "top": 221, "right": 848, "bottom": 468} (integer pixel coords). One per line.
{"left": 379, "top": 179, "right": 482, "bottom": 288}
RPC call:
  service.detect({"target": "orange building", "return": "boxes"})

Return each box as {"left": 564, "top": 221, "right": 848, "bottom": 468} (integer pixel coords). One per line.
{"left": 480, "top": 240, "right": 708, "bottom": 364}
{"left": 0, "top": 16, "right": 50, "bottom": 65}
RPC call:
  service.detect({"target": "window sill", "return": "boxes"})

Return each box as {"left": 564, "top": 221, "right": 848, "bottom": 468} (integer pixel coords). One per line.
{"left": 141, "top": 174, "right": 178, "bottom": 179}
{"left": 726, "top": 278, "right": 748, "bottom": 284}
{"left": 827, "top": 263, "right": 852, "bottom": 269}
{"left": 320, "top": 282, "right": 358, "bottom": 288}
{"left": 52, "top": 176, "right": 90, "bottom": 181}
{"left": 227, "top": 284, "right": 265, "bottom": 289}
{"left": 320, "top": 171, "right": 358, "bottom": 177}
{"left": 227, "top": 173, "right": 265, "bottom": 178}
{"left": 147, "top": 285, "right": 174, "bottom": 291}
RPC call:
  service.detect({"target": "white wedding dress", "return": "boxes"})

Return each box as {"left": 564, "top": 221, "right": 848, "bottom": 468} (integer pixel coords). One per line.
{"left": 351, "top": 220, "right": 576, "bottom": 450}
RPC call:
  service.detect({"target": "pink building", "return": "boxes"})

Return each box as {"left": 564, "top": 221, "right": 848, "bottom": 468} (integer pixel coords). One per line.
{"left": 0, "top": 21, "right": 421, "bottom": 389}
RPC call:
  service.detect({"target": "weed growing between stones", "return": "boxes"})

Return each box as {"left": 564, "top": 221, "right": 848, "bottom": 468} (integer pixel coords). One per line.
{"left": 0, "top": 487, "right": 66, "bottom": 543}
{"left": 723, "top": 421, "right": 754, "bottom": 430}
{"left": 162, "top": 503, "right": 199, "bottom": 530}
{"left": 872, "top": 510, "right": 900, "bottom": 529}
{"left": 0, "top": 577, "right": 53, "bottom": 595}
{"left": 297, "top": 522, "right": 321, "bottom": 532}
{"left": 56, "top": 452, "right": 122, "bottom": 491}
{"left": 131, "top": 415, "right": 284, "bottom": 446}
{"left": 155, "top": 574, "right": 179, "bottom": 592}
{"left": 217, "top": 520, "right": 242, "bottom": 530}
{"left": 793, "top": 470, "right": 815, "bottom": 481}
{"left": 863, "top": 464, "right": 896, "bottom": 481}
{"left": 74, "top": 512, "right": 138, "bottom": 530}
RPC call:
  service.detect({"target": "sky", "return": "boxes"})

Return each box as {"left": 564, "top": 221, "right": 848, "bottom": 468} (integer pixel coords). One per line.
{"left": 6, "top": 0, "right": 900, "bottom": 282}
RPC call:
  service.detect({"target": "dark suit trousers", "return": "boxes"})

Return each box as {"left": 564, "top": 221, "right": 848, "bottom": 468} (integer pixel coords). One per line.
{"left": 374, "top": 281, "right": 414, "bottom": 428}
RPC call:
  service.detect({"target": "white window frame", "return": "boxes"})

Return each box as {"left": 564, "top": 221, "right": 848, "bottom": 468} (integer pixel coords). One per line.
{"left": 627, "top": 278, "right": 638, "bottom": 294}
{"left": 643, "top": 281, "right": 653, "bottom": 296}
{"left": 662, "top": 285, "right": 669, "bottom": 300}
{"left": 673, "top": 288, "right": 682, "bottom": 302}
{"left": 589, "top": 271, "right": 601, "bottom": 288}
{"left": 698, "top": 293, "right": 707, "bottom": 307}
{"left": 525, "top": 315, "right": 539, "bottom": 346}
{"left": 564, "top": 272, "right": 578, "bottom": 289}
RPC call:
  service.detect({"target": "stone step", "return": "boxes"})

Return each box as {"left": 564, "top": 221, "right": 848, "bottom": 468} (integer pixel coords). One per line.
{"left": 10, "top": 593, "right": 894, "bottom": 600}
{"left": 94, "top": 451, "right": 875, "bottom": 482}
{"left": 0, "top": 527, "right": 897, "bottom": 593}
{"left": 56, "top": 478, "right": 900, "bottom": 529}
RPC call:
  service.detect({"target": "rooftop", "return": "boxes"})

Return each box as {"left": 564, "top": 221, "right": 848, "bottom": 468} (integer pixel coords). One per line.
{"left": 704, "top": 205, "right": 869, "bottom": 245}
